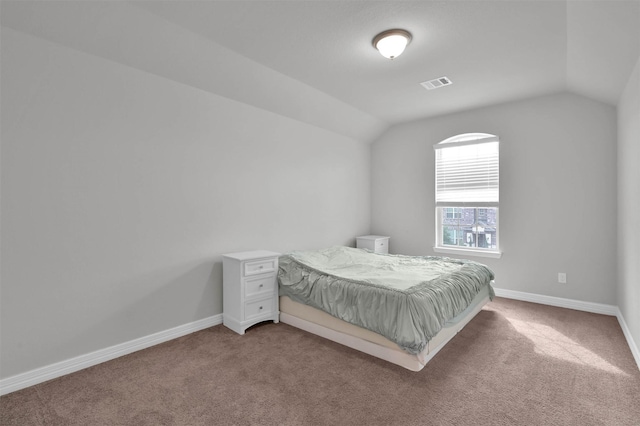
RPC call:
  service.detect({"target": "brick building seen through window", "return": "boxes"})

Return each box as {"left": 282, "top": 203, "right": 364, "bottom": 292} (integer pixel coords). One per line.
{"left": 441, "top": 207, "right": 497, "bottom": 249}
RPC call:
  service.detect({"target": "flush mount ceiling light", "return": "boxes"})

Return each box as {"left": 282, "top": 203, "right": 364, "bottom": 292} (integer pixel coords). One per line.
{"left": 372, "top": 29, "right": 412, "bottom": 59}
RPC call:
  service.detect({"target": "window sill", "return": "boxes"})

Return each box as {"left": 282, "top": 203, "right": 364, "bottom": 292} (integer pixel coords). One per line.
{"left": 433, "top": 246, "right": 502, "bottom": 259}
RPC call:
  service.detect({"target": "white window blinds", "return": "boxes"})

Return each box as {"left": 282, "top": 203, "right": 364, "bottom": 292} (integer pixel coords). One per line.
{"left": 434, "top": 136, "right": 499, "bottom": 205}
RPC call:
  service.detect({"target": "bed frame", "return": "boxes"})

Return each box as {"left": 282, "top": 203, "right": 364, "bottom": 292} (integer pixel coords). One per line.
{"left": 279, "top": 284, "right": 492, "bottom": 371}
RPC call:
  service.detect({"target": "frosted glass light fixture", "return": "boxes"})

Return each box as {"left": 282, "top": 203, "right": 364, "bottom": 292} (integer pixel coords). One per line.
{"left": 372, "top": 29, "right": 412, "bottom": 59}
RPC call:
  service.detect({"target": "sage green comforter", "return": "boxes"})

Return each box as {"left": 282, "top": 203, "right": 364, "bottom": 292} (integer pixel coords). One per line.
{"left": 278, "top": 246, "right": 495, "bottom": 354}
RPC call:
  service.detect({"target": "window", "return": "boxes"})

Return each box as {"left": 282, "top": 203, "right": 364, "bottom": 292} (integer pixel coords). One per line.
{"left": 444, "top": 207, "right": 462, "bottom": 219}
{"left": 434, "top": 133, "right": 501, "bottom": 258}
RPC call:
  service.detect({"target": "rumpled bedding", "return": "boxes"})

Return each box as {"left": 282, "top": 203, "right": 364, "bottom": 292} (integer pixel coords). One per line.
{"left": 278, "top": 246, "right": 495, "bottom": 354}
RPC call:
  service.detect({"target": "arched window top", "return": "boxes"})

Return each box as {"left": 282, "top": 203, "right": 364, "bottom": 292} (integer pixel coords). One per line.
{"left": 439, "top": 133, "right": 497, "bottom": 145}
{"left": 434, "top": 133, "right": 499, "bottom": 204}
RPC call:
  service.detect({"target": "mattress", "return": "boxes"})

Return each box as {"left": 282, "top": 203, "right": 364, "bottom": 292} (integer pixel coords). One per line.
{"left": 278, "top": 246, "right": 495, "bottom": 354}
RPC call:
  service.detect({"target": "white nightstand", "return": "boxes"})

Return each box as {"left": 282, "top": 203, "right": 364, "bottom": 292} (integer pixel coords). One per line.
{"left": 356, "top": 235, "right": 390, "bottom": 254}
{"left": 222, "top": 250, "right": 280, "bottom": 335}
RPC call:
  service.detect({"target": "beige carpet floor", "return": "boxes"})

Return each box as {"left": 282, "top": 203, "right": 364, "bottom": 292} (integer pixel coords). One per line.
{"left": 2, "top": 297, "right": 639, "bottom": 425}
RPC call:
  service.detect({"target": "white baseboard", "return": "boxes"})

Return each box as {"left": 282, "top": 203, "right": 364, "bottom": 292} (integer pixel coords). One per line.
{"left": 493, "top": 288, "right": 618, "bottom": 315}
{"left": 615, "top": 308, "right": 640, "bottom": 371}
{"left": 0, "top": 314, "right": 223, "bottom": 396}
{"left": 494, "top": 288, "right": 639, "bottom": 371}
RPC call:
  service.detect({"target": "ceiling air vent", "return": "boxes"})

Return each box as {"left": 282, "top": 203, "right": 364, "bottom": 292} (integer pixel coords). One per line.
{"left": 420, "top": 76, "right": 452, "bottom": 90}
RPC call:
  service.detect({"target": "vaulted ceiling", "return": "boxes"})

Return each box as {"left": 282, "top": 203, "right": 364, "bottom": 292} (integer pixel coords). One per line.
{"left": 138, "top": 0, "right": 640, "bottom": 122}
{"left": 2, "top": 1, "right": 639, "bottom": 141}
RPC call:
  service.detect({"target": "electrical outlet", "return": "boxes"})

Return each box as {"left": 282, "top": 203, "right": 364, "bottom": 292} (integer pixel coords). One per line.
{"left": 558, "top": 273, "right": 567, "bottom": 284}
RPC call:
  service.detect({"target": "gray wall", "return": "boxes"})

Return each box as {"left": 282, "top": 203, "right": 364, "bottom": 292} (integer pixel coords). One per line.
{"left": 617, "top": 56, "right": 640, "bottom": 354}
{"left": 371, "top": 92, "right": 617, "bottom": 305}
{"left": 0, "top": 28, "right": 371, "bottom": 378}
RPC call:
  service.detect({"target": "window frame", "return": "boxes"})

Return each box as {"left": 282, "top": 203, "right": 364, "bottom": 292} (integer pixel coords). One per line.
{"left": 433, "top": 134, "right": 502, "bottom": 259}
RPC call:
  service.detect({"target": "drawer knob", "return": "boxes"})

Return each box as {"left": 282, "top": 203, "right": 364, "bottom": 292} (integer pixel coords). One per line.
{"left": 259, "top": 284, "right": 263, "bottom": 288}
{"left": 259, "top": 266, "right": 264, "bottom": 269}
{"left": 259, "top": 306, "right": 263, "bottom": 310}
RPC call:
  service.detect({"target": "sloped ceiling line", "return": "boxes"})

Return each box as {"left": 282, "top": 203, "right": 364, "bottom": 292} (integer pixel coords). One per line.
{"left": 1, "top": 0, "right": 387, "bottom": 142}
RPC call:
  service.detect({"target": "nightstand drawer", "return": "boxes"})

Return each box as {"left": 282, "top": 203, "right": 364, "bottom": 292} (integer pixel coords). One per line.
{"left": 244, "top": 258, "right": 277, "bottom": 276}
{"left": 245, "top": 274, "right": 276, "bottom": 298}
{"left": 375, "top": 239, "right": 388, "bottom": 251}
{"left": 244, "top": 298, "right": 274, "bottom": 320}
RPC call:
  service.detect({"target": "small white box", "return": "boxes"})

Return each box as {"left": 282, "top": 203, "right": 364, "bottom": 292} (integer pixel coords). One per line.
{"left": 356, "top": 235, "right": 390, "bottom": 254}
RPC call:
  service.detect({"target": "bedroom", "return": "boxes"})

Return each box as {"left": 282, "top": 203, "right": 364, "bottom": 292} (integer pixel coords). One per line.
{"left": 1, "top": 0, "right": 639, "bottom": 423}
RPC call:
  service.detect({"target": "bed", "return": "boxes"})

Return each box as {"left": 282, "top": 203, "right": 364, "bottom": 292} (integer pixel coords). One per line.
{"left": 277, "top": 246, "right": 495, "bottom": 371}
